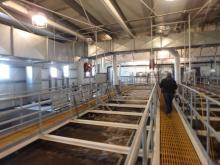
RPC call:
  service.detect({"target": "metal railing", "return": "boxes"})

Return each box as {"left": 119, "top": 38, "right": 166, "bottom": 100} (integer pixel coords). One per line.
{"left": 124, "top": 83, "right": 158, "bottom": 165}
{"left": 177, "top": 84, "right": 220, "bottom": 164}
{"left": 197, "top": 76, "right": 220, "bottom": 86}
{"left": 0, "top": 82, "right": 115, "bottom": 138}
{"left": 120, "top": 76, "right": 149, "bottom": 85}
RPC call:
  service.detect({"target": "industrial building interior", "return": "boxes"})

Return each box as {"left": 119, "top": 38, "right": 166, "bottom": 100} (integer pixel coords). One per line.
{"left": 0, "top": 0, "right": 219, "bottom": 164}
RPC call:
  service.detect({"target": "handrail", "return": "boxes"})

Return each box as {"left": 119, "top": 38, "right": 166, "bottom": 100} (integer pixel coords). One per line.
{"left": 180, "top": 83, "right": 220, "bottom": 106}
{"left": 177, "top": 83, "right": 220, "bottom": 164}
{"left": 0, "top": 82, "right": 116, "bottom": 137}
{"left": 177, "top": 94, "right": 220, "bottom": 143}
{"left": 0, "top": 82, "right": 107, "bottom": 97}
{"left": 124, "top": 83, "right": 157, "bottom": 164}
{"left": 0, "top": 82, "right": 111, "bottom": 102}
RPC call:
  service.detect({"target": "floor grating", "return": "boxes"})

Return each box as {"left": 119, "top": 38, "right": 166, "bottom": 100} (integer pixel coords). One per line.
{"left": 160, "top": 96, "right": 201, "bottom": 165}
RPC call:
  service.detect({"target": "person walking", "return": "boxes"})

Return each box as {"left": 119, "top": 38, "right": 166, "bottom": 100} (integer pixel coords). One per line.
{"left": 160, "top": 72, "right": 178, "bottom": 116}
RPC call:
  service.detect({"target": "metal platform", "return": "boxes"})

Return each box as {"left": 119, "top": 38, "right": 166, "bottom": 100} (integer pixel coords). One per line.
{"left": 160, "top": 96, "right": 201, "bottom": 165}
{"left": 0, "top": 84, "right": 158, "bottom": 165}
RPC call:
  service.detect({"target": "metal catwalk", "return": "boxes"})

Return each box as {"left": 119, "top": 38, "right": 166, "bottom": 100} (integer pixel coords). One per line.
{"left": 160, "top": 95, "right": 201, "bottom": 165}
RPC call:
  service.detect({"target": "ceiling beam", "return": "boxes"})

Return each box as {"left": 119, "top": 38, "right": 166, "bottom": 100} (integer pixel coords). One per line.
{"left": 139, "top": 0, "right": 157, "bottom": 16}
{"left": 100, "top": 0, "right": 135, "bottom": 38}
{"left": 64, "top": 0, "right": 102, "bottom": 26}
{"left": 64, "top": 0, "right": 112, "bottom": 38}
{"left": 110, "top": 0, "right": 135, "bottom": 35}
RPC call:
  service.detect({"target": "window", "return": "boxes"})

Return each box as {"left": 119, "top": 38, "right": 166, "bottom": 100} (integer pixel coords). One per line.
{"left": 26, "top": 66, "right": 33, "bottom": 80}
{"left": 0, "top": 64, "right": 10, "bottom": 80}
{"left": 85, "top": 71, "right": 90, "bottom": 77}
{"left": 50, "top": 67, "right": 58, "bottom": 78}
{"left": 63, "top": 65, "right": 69, "bottom": 78}
{"left": 85, "top": 66, "right": 96, "bottom": 78}
{"left": 92, "top": 66, "right": 96, "bottom": 76}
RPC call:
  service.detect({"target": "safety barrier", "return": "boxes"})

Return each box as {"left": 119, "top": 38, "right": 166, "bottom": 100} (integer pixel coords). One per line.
{"left": 0, "top": 82, "right": 115, "bottom": 138}
{"left": 177, "top": 84, "right": 220, "bottom": 165}
{"left": 124, "top": 83, "right": 158, "bottom": 164}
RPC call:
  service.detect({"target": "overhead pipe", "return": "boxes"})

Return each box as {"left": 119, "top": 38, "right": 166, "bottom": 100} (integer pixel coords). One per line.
{"left": 100, "top": 0, "right": 135, "bottom": 38}
{"left": 48, "top": 20, "right": 86, "bottom": 41}
{"left": 192, "top": 0, "right": 212, "bottom": 20}
{"left": 139, "top": 0, "right": 158, "bottom": 16}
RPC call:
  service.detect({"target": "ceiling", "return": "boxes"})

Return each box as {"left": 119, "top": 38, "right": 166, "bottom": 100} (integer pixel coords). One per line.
{"left": 0, "top": 0, "right": 220, "bottom": 41}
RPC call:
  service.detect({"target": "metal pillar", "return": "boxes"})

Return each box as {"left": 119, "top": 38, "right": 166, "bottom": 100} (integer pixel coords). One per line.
{"left": 169, "top": 49, "right": 181, "bottom": 83}
{"left": 112, "top": 55, "right": 119, "bottom": 86}
{"left": 188, "top": 14, "right": 191, "bottom": 71}
{"left": 174, "top": 55, "right": 181, "bottom": 83}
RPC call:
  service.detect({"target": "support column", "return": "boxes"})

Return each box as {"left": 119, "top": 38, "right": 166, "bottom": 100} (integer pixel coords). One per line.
{"left": 101, "top": 57, "right": 105, "bottom": 73}
{"left": 112, "top": 55, "right": 119, "bottom": 85}
{"left": 188, "top": 14, "right": 191, "bottom": 71}
{"left": 174, "top": 55, "right": 181, "bottom": 83}
{"left": 169, "top": 49, "right": 181, "bottom": 83}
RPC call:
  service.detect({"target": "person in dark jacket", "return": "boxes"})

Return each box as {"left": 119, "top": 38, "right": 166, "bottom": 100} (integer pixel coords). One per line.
{"left": 160, "top": 72, "right": 178, "bottom": 116}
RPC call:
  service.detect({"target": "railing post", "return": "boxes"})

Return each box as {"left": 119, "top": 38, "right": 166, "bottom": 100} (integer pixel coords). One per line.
{"left": 183, "top": 86, "right": 185, "bottom": 112}
{"left": 38, "top": 94, "right": 42, "bottom": 133}
{"left": 69, "top": 89, "right": 74, "bottom": 117}
{"left": 142, "top": 125, "right": 147, "bottom": 165}
{"left": 19, "top": 97, "right": 23, "bottom": 125}
{"left": 190, "top": 91, "right": 193, "bottom": 126}
{"left": 150, "top": 100, "right": 154, "bottom": 151}
{"left": 206, "top": 98, "right": 210, "bottom": 154}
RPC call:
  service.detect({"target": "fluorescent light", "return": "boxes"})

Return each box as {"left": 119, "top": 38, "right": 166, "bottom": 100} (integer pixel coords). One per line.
{"left": 63, "top": 65, "right": 69, "bottom": 78}
{"left": 32, "top": 13, "right": 47, "bottom": 28}
{"left": 50, "top": 67, "right": 58, "bottom": 78}
{"left": 0, "top": 64, "right": 10, "bottom": 79}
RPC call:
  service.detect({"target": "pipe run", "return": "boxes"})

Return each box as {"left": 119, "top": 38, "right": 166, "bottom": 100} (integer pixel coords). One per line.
{"left": 100, "top": 0, "right": 135, "bottom": 38}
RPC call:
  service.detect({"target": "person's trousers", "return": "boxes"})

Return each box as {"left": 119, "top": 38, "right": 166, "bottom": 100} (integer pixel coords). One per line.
{"left": 163, "top": 93, "right": 174, "bottom": 114}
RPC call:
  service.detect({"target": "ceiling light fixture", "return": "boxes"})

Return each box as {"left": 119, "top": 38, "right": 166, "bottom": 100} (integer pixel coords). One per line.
{"left": 2, "top": 1, "right": 28, "bottom": 14}
{"left": 32, "top": 13, "right": 47, "bottom": 28}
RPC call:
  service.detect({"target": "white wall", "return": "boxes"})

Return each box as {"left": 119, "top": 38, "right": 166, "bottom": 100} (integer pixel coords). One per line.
{"left": 0, "top": 24, "right": 11, "bottom": 55}
{"left": 0, "top": 23, "right": 75, "bottom": 62}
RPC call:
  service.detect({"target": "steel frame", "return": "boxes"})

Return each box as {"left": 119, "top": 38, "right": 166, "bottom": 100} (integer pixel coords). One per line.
{"left": 41, "top": 134, "right": 130, "bottom": 155}
{"left": 85, "top": 109, "right": 143, "bottom": 116}
{"left": 101, "top": 103, "right": 146, "bottom": 108}
{"left": 111, "top": 99, "right": 148, "bottom": 103}
{"left": 70, "top": 119, "right": 139, "bottom": 130}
